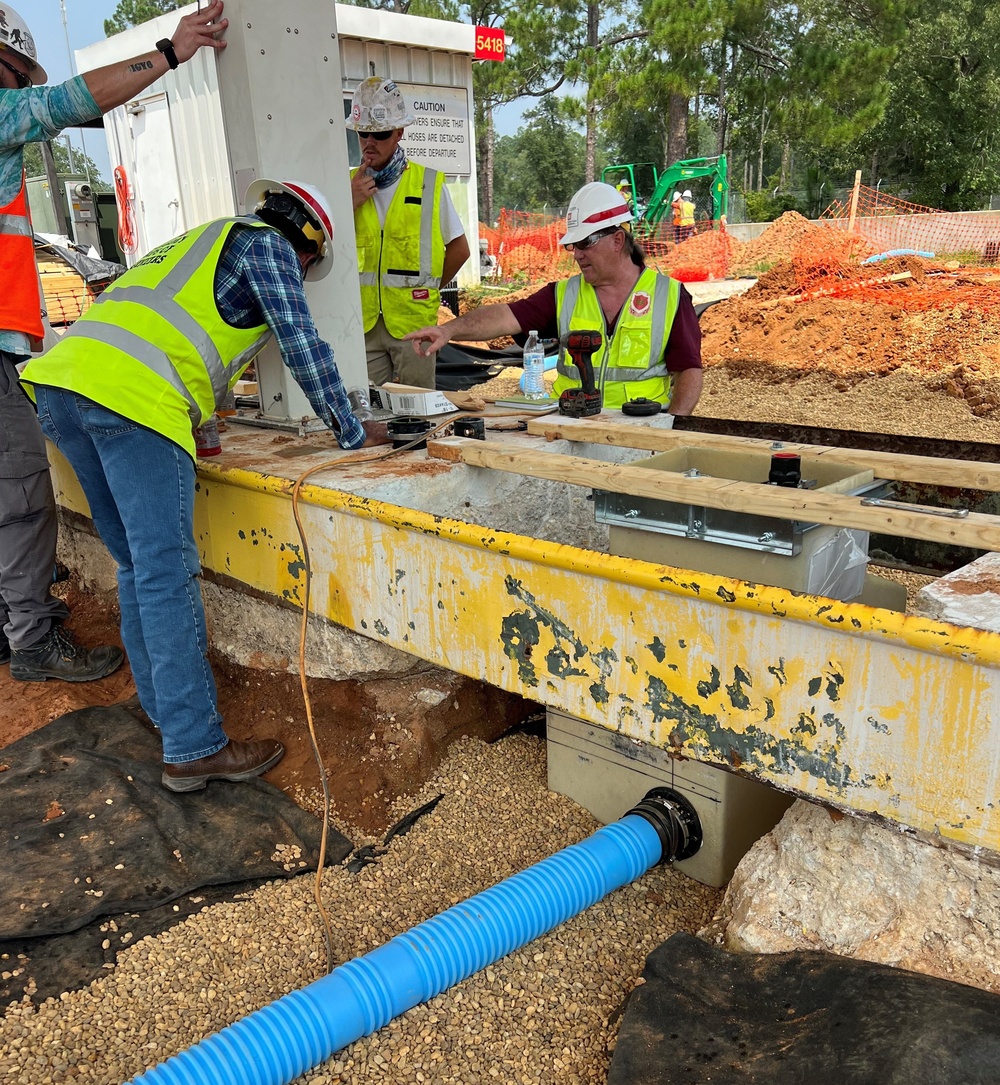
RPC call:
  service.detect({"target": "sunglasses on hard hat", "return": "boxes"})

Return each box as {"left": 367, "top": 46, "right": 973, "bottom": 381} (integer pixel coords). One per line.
{"left": 0, "top": 56, "right": 32, "bottom": 89}
{"left": 361, "top": 130, "right": 396, "bottom": 141}
{"left": 565, "top": 226, "right": 619, "bottom": 252}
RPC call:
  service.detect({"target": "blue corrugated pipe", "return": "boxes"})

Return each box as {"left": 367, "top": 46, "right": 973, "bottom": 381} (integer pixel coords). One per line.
{"left": 125, "top": 788, "right": 700, "bottom": 1085}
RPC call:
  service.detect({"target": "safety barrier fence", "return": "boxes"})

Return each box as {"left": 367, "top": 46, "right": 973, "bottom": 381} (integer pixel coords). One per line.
{"left": 483, "top": 189, "right": 1000, "bottom": 312}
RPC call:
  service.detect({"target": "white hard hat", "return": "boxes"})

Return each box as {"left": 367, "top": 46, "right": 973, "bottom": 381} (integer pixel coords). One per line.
{"left": 0, "top": 3, "right": 47, "bottom": 83}
{"left": 244, "top": 178, "right": 336, "bottom": 281}
{"left": 346, "top": 77, "right": 414, "bottom": 132}
{"left": 682, "top": 189, "right": 692, "bottom": 198}
{"left": 559, "top": 182, "right": 633, "bottom": 246}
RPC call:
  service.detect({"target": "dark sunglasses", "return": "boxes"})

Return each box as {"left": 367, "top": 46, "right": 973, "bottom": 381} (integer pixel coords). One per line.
{"left": 0, "top": 56, "right": 31, "bottom": 89}
{"left": 362, "top": 130, "right": 395, "bottom": 141}
{"left": 566, "top": 226, "right": 619, "bottom": 252}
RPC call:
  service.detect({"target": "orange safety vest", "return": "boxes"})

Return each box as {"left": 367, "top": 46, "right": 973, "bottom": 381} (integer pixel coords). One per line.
{"left": 0, "top": 172, "right": 43, "bottom": 340}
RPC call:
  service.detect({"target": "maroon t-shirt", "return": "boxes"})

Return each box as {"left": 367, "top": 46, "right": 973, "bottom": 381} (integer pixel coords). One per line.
{"left": 507, "top": 278, "right": 702, "bottom": 372}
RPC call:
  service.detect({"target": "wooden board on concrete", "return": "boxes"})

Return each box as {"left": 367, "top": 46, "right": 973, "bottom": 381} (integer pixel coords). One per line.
{"left": 427, "top": 435, "right": 1000, "bottom": 551}
{"left": 525, "top": 418, "right": 1000, "bottom": 492}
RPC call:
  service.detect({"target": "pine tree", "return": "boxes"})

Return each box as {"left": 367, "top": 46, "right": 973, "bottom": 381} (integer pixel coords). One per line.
{"left": 104, "top": 1, "right": 185, "bottom": 37}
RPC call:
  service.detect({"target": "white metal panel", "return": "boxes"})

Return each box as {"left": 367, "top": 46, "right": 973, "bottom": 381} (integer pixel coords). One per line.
{"left": 77, "top": 0, "right": 481, "bottom": 353}
{"left": 217, "top": 0, "right": 367, "bottom": 417}
{"left": 128, "top": 95, "right": 184, "bottom": 251}
{"left": 77, "top": 5, "right": 234, "bottom": 260}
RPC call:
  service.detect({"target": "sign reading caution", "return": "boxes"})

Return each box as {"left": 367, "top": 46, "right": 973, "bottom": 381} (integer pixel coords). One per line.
{"left": 399, "top": 84, "right": 471, "bottom": 175}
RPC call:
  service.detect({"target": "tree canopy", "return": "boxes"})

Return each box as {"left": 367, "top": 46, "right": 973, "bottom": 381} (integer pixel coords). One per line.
{"left": 98, "top": 0, "right": 1000, "bottom": 217}
{"left": 104, "top": 1, "right": 185, "bottom": 38}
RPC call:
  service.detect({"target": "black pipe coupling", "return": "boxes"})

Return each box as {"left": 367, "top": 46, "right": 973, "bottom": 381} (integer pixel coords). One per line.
{"left": 623, "top": 787, "right": 703, "bottom": 864}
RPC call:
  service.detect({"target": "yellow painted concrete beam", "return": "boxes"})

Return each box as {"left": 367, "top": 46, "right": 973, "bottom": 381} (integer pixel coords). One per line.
{"left": 47, "top": 445, "right": 1000, "bottom": 853}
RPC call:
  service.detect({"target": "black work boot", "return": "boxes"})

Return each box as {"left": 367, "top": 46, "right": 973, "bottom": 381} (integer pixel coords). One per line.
{"left": 0, "top": 631, "right": 9, "bottom": 665}
{"left": 10, "top": 625, "right": 124, "bottom": 683}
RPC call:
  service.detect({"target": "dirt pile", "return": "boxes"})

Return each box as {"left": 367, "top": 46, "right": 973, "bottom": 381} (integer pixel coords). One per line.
{"left": 699, "top": 263, "right": 1000, "bottom": 439}
{"left": 729, "top": 211, "right": 877, "bottom": 277}
{"left": 657, "top": 227, "right": 742, "bottom": 280}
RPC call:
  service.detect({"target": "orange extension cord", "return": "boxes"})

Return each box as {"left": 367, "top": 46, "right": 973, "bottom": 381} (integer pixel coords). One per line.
{"left": 289, "top": 416, "right": 472, "bottom": 971}
{"left": 113, "top": 166, "right": 138, "bottom": 256}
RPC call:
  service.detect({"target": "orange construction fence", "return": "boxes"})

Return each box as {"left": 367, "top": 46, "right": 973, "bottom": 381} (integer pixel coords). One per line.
{"left": 484, "top": 187, "right": 1000, "bottom": 313}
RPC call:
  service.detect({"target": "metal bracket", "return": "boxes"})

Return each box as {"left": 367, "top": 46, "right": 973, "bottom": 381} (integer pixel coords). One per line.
{"left": 861, "top": 497, "right": 970, "bottom": 519}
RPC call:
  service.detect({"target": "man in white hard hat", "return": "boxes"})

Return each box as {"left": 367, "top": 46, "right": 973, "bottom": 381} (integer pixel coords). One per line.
{"left": 22, "top": 179, "right": 390, "bottom": 791}
{"left": 404, "top": 182, "right": 703, "bottom": 416}
{"left": 0, "top": 1, "right": 232, "bottom": 684}
{"left": 346, "top": 77, "right": 471, "bottom": 390}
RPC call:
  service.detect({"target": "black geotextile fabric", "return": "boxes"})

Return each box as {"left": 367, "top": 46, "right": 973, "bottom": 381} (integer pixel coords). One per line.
{"left": 0, "top": 705, "right": 352, "bottom": 1002}
{"left": 608, "top": 933, "right": 1000, "bottom": 1085}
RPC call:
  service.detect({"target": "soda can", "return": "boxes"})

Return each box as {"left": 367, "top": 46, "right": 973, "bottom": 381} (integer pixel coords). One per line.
{"left": 195, "top": 415, "right": 222, "bottom": 457}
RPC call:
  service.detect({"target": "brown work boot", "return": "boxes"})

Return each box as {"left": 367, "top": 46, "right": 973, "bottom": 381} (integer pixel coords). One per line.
{"left": 10, "top": 625, "right": 124, "bottom": 683}
{"left": 162, "top": 738, "right": 285, "bottom": 792}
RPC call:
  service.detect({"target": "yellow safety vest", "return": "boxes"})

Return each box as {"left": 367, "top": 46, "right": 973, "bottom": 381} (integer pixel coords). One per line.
{"left": 21, "top": 218, "right": 272, "bottom": 459}
{"left": 353, "top": 162, "right": 446, "bottom": 338}
{"left": 554, "top": 267, "right": 680, "bottom": 409}
{"left": 681, "top": 200, "right": 696, "bottom": 227}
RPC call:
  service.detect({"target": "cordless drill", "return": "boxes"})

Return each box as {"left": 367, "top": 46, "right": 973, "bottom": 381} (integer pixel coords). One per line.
{"left": 558, "top": 329, "right": 604, "bottom": 417}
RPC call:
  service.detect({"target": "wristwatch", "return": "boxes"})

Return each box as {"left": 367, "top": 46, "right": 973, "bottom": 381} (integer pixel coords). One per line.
{"left": 156, "top": 38, "right": 179, "bottom": 70}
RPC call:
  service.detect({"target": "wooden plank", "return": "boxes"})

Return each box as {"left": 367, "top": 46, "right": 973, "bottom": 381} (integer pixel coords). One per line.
{"left": 847, "top": 168, "right": 863, "bottom": 234}
{"left": 430, "top": 436, "right": 1000, "bottom": 551}
{"left": 757, "top": 271, "right": 911, "bottom": 309}
{"left": 525, "top": 418, "right": 1000, "bottom": 492}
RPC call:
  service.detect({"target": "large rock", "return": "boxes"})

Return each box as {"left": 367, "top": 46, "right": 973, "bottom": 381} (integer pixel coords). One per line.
{"left": 717, "top": 799, "right": 1000, "bottom": 993}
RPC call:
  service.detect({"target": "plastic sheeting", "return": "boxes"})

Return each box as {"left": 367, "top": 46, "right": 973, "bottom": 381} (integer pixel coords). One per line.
{"left": 608, "top": 932, "right": 1000, "bottom": 1085}
{"left": 0, "top": 704, "right": 349, "bottom": 1003}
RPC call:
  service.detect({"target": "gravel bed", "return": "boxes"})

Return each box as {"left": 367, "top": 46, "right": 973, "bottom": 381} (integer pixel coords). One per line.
{"left": 871, "top": 565, "right": 937, "bottom": 611}
{"left": 0, "top": 733, "right": 722, "bottom": 1085}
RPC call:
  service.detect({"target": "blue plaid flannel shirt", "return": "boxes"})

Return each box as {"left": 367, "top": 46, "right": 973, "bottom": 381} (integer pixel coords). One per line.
{"left": 216, "top": 219, "right": 366, "bottom": 449}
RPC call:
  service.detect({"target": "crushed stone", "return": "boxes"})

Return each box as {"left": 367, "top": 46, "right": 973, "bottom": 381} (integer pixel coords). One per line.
{"left": 0, "top": 733, "right": 721, "bottom": 1085}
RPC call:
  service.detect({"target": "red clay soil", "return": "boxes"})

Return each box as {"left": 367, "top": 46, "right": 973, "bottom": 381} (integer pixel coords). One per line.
{"left": 0, "top": 581, "right": 532, "bottom": 834}
{"left": 698, "top": 257, "right": 1000, "bottom": 438}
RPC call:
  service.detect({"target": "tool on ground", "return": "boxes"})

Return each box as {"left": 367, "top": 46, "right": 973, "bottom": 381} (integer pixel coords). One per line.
{"left": 621, "top": 397, "right": 662, "bottom": 417}
{"left": 558, "top": 329, "right": 604, "bottom": 417}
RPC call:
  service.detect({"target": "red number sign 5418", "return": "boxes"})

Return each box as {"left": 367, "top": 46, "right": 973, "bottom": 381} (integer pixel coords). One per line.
{"left": 474, "top": 27, "right": 505, "bottom": 62}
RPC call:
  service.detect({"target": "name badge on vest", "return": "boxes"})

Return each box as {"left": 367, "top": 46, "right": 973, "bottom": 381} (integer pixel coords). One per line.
{"left": 412, "top": 288, "right": 430, "bottom": 300}
{"left": 629, "top": 291, "right": 651, "bottom": 317}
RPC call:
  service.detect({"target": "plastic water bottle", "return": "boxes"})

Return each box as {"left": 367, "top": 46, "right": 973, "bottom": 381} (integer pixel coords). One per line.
{"left": 522, "top": 330, "right": 546, "bottom": 399}
{"left": 347, "top": 386, "right": 374, "bottom": 422}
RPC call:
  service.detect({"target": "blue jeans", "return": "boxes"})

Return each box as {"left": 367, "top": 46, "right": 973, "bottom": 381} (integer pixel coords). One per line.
{"left": 36, "top": 387, "right": 227, "bottom": 764}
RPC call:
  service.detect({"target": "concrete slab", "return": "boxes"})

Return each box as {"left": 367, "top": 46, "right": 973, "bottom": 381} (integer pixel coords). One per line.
{"left": 915, "top": 552, "right": 1000, "bottom": 633}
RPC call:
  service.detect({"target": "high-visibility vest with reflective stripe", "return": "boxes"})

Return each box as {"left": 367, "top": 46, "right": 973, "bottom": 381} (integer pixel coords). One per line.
{"left": 680, "top": 200, "right": 696, "bottom": 227}
{"left": 21, "top": 217, "right": 272, "bottom": 458}
{"left": 0, "top": 172, "right": 43, "bottom": 339}
{"left": 353, "top": 162, "right": 446, "bottom": 338}
{"left": 554, "top": 267, "right": 680, "bottom": 410}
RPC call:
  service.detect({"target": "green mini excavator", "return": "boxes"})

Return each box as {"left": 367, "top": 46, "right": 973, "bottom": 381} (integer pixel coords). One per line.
{"left": 602, "top": 155, "right": 729, "bottom": 236}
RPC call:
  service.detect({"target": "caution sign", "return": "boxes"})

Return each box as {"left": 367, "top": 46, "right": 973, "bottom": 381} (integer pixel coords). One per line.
{"left": 398, "top": 84, "right": 471, "bottom": 176}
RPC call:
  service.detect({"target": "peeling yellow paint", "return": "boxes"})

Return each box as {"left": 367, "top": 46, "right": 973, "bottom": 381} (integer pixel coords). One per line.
{"left": 44, "top": 448, "right": 1000, "bottom": 853}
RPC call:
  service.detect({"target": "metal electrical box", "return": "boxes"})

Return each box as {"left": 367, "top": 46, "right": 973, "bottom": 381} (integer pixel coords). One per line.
{"left": 64, "top": 181, "right": 101, "bottom": 254}
{"left": 597, "top": 446, "right": 888, "bottom": 601}
{"left": 546, "top": 709, "right": 795, "bottom": 887}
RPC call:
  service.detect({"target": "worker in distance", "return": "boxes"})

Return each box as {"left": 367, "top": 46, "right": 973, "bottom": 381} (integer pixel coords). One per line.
{"left": 22, "top": 171, "right": 391, "bottom": 792}
{"left": 347, "top": 77, "right": 471, "bottom": 390}
{"left": 0, "top": 2, "right": 238, "bottom": 684}
{"left": 405, "top": 182, "right": 703, "bottom": 416}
